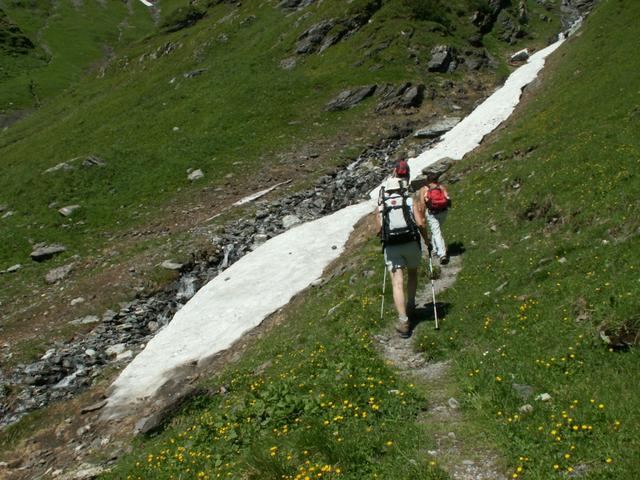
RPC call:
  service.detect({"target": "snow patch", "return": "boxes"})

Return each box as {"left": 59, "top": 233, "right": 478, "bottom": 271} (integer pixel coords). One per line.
{"left": 104, "top": 201, "right": 374, "bottom": 415}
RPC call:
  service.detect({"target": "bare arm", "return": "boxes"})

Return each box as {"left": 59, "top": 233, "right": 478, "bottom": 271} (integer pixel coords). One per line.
{"left": 412, "top": 191, "right": 430, "bottom": 244}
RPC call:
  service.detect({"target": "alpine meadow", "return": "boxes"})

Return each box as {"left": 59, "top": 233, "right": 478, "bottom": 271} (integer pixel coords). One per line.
{"left": 1, "top": 0, "right": 638, "bottom": 479}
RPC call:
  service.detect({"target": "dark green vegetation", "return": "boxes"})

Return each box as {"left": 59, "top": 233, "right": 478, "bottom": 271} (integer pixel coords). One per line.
{"left": 0, "top": 1, "right": 558, "bottom": 352}
{"left": 101, "top": 0, "right": 639, "bottom": 478}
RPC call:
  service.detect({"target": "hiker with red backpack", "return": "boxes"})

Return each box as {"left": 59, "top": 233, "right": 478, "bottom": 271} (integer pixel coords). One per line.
{"left": 376, "top": 159, "right": 430, "bottom": 338}
{"left": 415, "top": 172, "right": 451, "bottom": 265}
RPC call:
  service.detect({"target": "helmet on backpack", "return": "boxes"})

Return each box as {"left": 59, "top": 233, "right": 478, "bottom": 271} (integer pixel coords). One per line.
{"left": 394, "top": 160, "right": 410, "bottom": 180}
{"left": 384, "top": 177, "right": 406, "bottom": 192}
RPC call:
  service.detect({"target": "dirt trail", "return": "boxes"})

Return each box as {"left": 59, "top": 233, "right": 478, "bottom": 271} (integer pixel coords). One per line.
{"left": 375, "top": 251, "right": 507, "bottom": 480}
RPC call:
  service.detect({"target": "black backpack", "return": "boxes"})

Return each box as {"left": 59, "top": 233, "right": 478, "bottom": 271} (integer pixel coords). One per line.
{"left": 379, "top": 183, "right": 419, "bottom": 246}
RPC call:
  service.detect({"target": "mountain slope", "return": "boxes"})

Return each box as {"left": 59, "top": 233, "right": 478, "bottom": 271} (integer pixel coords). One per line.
{"left": 87, "top": 0, "right": 640, "bottom": 478}
{"left": 0, "top": 0, "right": 562, "bottom": 361}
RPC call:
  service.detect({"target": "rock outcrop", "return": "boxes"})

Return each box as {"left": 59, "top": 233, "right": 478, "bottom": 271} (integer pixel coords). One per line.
{"left": 325, "top": 85, "right": 377, "bottom": 111}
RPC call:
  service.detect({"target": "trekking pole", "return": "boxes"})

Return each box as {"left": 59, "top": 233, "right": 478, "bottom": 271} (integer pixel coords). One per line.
{"left": 380, "top": 266, "right": 387, "bottom": 320}
{"left": 428, "top": 250, "right": 439, "bottom": 330}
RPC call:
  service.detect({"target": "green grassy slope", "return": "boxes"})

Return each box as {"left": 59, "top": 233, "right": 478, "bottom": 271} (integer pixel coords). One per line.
{"left": 413, "top": 0, "right": 640, "bottom": 477}
{"left": 98, "top": 0, "right": 639, "bottom": 478}
{"left": 0, "top": 0, "right": 159, "bottom": 111}
{"left": 101, "top": 241, "right": 450, "bottom": 480}
{"left": 0, "top": 1, "right": 559, "bottom": 305}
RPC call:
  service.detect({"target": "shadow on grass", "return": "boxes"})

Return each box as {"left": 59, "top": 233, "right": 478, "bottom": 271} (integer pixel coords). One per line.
{"left": 411, "top": 302, "right": 451, "bottom": 331}
{"left": 447, "top": 241, "right": 465, "bottom": 257}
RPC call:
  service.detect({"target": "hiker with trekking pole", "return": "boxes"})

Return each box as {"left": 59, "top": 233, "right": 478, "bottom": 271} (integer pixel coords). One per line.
{"left": 415, "top": 172, "right": 451, "bottom": 266}
{"left": 376, "top": 159, "right": 430, "bottom": 338}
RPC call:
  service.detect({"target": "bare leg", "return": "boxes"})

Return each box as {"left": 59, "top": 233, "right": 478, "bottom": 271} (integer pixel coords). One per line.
{"left": 390, "top": 268, "right": 406, "bottom": 318}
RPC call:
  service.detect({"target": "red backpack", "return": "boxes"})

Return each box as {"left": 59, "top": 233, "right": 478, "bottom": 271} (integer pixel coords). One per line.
{"left": 425, "top": 184, "right": 449, "bottom": 213}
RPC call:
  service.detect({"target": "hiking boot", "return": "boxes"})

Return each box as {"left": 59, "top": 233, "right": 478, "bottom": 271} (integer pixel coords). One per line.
{"left": 439, "top": 255, "right": 449, "bottom": 265}
{"left": 395, "top": 319, "right": 411, "bottom": 338}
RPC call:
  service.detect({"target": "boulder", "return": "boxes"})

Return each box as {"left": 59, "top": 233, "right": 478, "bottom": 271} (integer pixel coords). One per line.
{"left": 161, "top": 260, "right": 184, "bottom": 271}
{"left": 296, "top": 20, "right": 335, "bottom": 55}
{"left": 183, "top": 68, "right": 208, "bottom": 79}
{"left": 410, "top": 157, "right": 455, "bottom": 190}
{"left": 82, "top": 155, "right": 106, "bottom": 167}
{"left": 45, "top": 263, "right": 74, "bottom": 284}
{"left": 278, "top": 0, "right": 315, "bottom": 10}
{"left": 510, "top": 48, "right": 529, "bottom": 62}
{"left": 280, "top": 57, "right": 297, "bottom": 70}
{"left": 427, "top": 45, "right": 455, "bottom": 72}
{"left": 375, "top": 83, "right": 424, "bottom": 111}
{"left": 5, "top": 264, "right": 22, "bottom": 273}
{"left": 30, "top": 244, "right": 67, "bottom": 262}
{"left": 414, "top": 117, "right": 461, "bottom": 138}
{"left": 325, "top": 85, "right": 377, "bottom": 111}
{"left": 188, "top": 169, "right": 204, "bottom": 181}
{"left": 69, "top": 315, "right": 100, "bottom": 326}
{"left": 463, "top": 49, "right": 490, "bottom": 70}
{"left": 105, "top": 344, "right": 126, "bottom": 358}
{"left": 58, "top": 205, "right": 81, "bottom": 217}
{"left": 59, "top": 463, "right": 106, "bottom": 480}
{"left": 282, "top": 215, "right": 302, "bottom": 229}
{"left": 44, "top": 162, "right": 74, "bottom": 174}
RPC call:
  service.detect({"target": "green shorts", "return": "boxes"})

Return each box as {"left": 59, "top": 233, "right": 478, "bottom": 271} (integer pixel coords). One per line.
{"left": 384, "top": 241, "right": 421, "bottom": 271}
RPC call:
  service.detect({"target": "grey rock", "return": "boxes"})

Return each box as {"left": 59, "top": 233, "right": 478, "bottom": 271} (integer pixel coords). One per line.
{"left": 45, "top": 263, "right": 74, "bottom": 284}
{"left": 58, "top": 203, "right": 81, "bottom": 216}
{"left": 105, "top": 344, "right": 126, "bottom": 357}
{"left": 414, "top": 117, "right": 461, "bottom": 138}
{"left": 5, "top": 264, "right": 22, "bottom": 273}
{"left": 183, "top": 68, "right": 208, "bottom": 79}
{"left": 447, "top": 397, "right": 460, "bottom": 409}
{"left": 512, "top": 383, "right": 534, "bottom": 399}
{"left": 410, "top": 157, "right": 455, "bottom": 190}
{"left": 116, "top": 350, "right": 133, "bottom": 362}
{"left": 296, "top": 20, "right": 334, "bottom": 54}
{"left": 282, "top": 215, "right": 302, "bottom": 229}
{"left": 325, "top": 85, "right": 377, "bottom": 111}
{"left": 188, "top": 169, "right": 204, "bottom": 181}
{"left": 70, "top": 315, "right": 99, "bottom": 326}
{"left": 280, "top": 57, "right": 297, "bottom": 70}
{"left": 375, "top": 83, "right": 424, "bottom": 111}
{"left": 70, "top": 297, "right": 85, "bottom": 306}
{"left": 510, "top": 48, "right": 529, "bottom": 62}
{"left": 279, "top": 0, "right": 315, "bottom": 10}
{"left": 535, "top": 392, "right": 552, "bottom": 402}
{"left": 30, "top": 244, "right": 67, "bottom": 262}
{"left": 161, "top": 260, "right": 184, "bottom": 271}
{"left": 519, "top": 404, "right": 534, "bottom": 413}
{"left": 44, "top": 162, "right": 74, "bottom": 174}
{"left": 518, "top": 0, "right": 528, "bottom": 23}
{"left": 61, "top": 463, "right": 106, "bottom": 480}
{"left": 82, "top": 155, "right": 106, "bottom": 167}
{"left": 427, "top": 45, "right": 455, "bottom": 72}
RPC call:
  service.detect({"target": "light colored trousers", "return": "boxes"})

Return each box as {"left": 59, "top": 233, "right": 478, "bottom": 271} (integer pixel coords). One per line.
{"left": 427, "top": 210, "right": 448, "bottom": 257}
